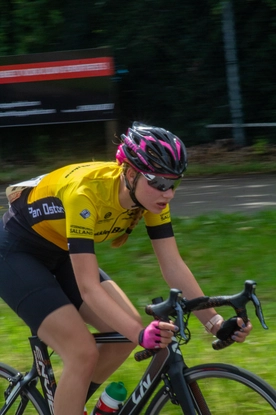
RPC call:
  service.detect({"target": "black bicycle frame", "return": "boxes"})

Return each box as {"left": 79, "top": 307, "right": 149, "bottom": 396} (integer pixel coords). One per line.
{"left": 117, "top": 336, "right": 195, "bottom": 415}
{"left": 29, "top": 336, "right": 56, "bottom": 415}
{"left": 5, "top": 334, "right": 196, "bottom": 415}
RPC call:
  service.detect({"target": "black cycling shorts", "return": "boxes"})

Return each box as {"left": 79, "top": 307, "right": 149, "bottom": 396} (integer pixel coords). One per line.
{"left": 0, "top": 221, "right": 111, "bottom": 334}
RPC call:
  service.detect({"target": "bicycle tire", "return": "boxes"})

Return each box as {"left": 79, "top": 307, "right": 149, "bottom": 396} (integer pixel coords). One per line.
{"left": 145, "top": 362, "right": 276, "bottom": 414}
{"left": 0, "top": 362, "right": 51, "bottom": 415}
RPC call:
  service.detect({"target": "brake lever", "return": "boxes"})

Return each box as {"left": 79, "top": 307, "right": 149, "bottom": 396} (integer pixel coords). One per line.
{"left": 228, "top": 280, "right": 268, "bottom": 329}
{"left": 251, "top": 290, "right": 268, "bottom": 329}
{"left": 174, "top": 302, "right": 189, "bottom": 341}
{"left": 146, "top": 290, "right": 189, "bottom": 341}
{"left": 212, "top": 280, "right": 268, "bottom": 350}
{"left": 146, "top": 289, "right": 182, "bottom": 320}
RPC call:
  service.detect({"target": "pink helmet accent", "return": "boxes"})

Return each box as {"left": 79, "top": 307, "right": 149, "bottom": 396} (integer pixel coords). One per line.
{"left": 116, "top": 144, "right": 126, "bottom": 165}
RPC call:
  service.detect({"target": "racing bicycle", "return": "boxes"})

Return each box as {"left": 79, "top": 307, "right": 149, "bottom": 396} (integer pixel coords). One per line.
{"left": 0, "top": 280, "right": 276, "bottom": 414}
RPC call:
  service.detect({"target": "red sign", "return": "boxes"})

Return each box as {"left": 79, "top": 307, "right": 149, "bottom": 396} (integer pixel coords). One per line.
{"left": 0, "top": 57, "right": 114, "bottom": 84}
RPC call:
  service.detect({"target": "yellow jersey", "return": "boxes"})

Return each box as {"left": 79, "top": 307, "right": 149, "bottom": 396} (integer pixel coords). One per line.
{"left": 4, "top": 162, "right": 173, "bottom": 253}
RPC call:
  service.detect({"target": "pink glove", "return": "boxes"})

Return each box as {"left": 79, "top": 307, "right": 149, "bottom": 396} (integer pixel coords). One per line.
{"left": 138, "top": 321, "right": 161, "bottom": 349}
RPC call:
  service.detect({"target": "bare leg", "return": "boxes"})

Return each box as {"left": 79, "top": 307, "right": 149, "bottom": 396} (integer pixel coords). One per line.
{"left": 37, "top": 281, "right": 142, "bottom": 414}
{"left": 79, "top": 280, "right": 142, "bottom": 383}
{"left": 38, "top": 304, "right": 98, "bottom": 415}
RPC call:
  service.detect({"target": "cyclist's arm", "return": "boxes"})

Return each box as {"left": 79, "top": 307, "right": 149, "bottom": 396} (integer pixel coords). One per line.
{"left": 151, "top": 236, "right": 252, "bottom": 340}
{"left": 151, "top": 237, "right": 217, "bottom": 324}
{"left": 70, "top": 252, "right": 175, "bottom": 345}
{"left": 70, "top": 252, "right": 143, "bottom": 343}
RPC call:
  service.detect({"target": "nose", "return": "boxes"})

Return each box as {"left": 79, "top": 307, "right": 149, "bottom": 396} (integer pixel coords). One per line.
{"left": 162, "top": 188, "right": 175, "bottom": 199}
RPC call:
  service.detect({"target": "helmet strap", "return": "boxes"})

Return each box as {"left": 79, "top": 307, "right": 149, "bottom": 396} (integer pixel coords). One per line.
{"left": 124, "top": 173, "right": 145, "bottom": 209}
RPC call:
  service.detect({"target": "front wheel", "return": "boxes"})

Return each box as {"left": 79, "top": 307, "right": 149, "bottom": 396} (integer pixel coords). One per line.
{"left": 145, "top": 363, "right": 276, "bottom": 414}
{"left": 0, "top": 362, "right": 50, "bottom": 415}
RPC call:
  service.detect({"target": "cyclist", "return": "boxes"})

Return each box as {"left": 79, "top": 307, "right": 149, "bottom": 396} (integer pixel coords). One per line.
{"left": 0, "top": 122, "right": 252, "bottom": 415}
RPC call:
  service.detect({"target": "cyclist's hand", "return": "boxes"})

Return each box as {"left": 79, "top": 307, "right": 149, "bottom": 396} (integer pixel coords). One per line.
{"left": 216, "top": 317, "right": 252, "bottom": 343}
{"left": 138, "top": 321, "right": 178, "bottom": 349}
{"left": 231, "top": 318, "right": 252, "bottom": 343}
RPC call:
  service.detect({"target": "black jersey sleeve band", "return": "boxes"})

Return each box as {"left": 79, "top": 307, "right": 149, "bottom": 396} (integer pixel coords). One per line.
{"left": 67, "top": 238, "right": 95, "bottom": 254}
{"left": 146, "top": 222, "right": 174, "bottom": 240}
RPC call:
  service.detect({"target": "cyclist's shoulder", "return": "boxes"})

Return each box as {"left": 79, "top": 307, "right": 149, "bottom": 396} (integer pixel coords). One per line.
{"left": 49, "top": 160, "right": 120, "bottom": 181}
{"left": 49, "top": 161, "right": 121, "bottom": 207}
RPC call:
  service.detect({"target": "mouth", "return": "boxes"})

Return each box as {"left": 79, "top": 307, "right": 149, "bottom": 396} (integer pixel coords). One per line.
{"left": 157, "top": 202, "right": 167, "bottom": 209}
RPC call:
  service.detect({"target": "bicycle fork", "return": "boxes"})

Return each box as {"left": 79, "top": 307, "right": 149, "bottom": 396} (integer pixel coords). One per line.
{"left": 164, "top": 342, "right": 212, "bottom": 415}
{"left": 118, "top": 338, "right": 200, "bottom": 414}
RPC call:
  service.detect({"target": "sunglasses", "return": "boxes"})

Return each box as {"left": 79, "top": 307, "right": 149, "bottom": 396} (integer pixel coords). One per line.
{"left": 141, "top": 173, "right": 182, "bottom": 192}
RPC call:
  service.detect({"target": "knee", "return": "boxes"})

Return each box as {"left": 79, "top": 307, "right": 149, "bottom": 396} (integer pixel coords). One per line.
{"left": 81, "top": 342, "right": 100, "bottom": 371}
{"left": 68, "top": 339, "right": 100, "bottom": 379}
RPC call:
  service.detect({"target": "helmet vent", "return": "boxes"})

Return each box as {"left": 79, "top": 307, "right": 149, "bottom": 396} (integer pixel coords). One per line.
{"left": 147, "top": 147, "right": 159, "bottom": 158}
{"left": 164, "top": 148, "right": 174, "bottom": 168}
{"left": 147, "top": 147, "right": 162, "bottom": 169}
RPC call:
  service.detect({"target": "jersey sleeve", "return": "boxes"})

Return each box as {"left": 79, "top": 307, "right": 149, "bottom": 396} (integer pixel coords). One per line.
{"left": 62, "top": 186, "right": 97, "bottom": 253}
{"left": 144, "top": 205, "right": 174, "bottom": 240}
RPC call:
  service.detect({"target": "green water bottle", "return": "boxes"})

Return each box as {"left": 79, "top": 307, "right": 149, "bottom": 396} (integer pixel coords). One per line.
{"left": 92, "top": 381, "right": 127, "bottom": 414}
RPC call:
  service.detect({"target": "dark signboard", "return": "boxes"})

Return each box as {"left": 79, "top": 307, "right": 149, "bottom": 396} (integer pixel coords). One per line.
{"left": 0, "top": 47, "right": 116, "bottom": 127}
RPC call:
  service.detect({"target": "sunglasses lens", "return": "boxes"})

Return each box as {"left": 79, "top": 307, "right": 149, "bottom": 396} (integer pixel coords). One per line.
{"left": 143, "top": 174, "right": 182, "bottom": 191}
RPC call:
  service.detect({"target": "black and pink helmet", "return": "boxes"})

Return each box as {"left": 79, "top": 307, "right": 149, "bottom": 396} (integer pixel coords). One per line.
{"left": 116, "top": 122, "right": 188, "bottom": 176}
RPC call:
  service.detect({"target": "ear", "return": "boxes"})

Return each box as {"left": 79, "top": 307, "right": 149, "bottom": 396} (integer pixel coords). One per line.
{"left": 125, "top": 166, "right": 137, "bottom": 185}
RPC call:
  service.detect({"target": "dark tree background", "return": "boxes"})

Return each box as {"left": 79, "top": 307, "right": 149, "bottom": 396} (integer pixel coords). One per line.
{"left": 0, "top": 0, "right": 275, "bottom": 159}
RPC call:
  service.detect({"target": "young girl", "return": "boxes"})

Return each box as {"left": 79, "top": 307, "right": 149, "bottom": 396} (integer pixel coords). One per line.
{"left": 0, "top": 122, "right": 252, "bottom": 415}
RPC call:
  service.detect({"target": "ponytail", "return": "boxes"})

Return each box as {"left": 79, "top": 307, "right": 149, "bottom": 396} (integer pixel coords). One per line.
{"left": 111, "top": 207, "right": 144, "bottom": 248}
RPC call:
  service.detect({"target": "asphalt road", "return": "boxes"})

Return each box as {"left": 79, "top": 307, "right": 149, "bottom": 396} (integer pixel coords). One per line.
{"left": 0, "top": 174, "right": 276, "bottom": 218}
{"left": 170, "top": 174, "right": 276, "bottom": 217}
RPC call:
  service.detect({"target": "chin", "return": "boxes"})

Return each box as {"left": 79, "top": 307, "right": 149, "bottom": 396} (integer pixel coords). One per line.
{"left": 150, "top": 205, "right": 165, "bottom": 214}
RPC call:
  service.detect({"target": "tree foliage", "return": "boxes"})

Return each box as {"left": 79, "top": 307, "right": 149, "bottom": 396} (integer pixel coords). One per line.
{"left": 0, "top": 0, "right": 275, "bottom": 146}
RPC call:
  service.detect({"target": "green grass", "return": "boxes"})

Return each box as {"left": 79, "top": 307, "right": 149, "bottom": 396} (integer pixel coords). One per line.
{"left": 1, "top": 210, "right": 276, "bottom": 411}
